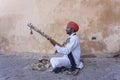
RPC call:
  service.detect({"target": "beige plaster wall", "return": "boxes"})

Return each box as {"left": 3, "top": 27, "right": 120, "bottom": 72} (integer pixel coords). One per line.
{"left": 0, "top": 0, "right": 120, "bottom": 54}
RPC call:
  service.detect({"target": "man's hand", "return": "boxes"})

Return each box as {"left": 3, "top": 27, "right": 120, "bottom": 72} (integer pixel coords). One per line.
{"left": 49, "top": 39, "right": 56, "bottom": 46}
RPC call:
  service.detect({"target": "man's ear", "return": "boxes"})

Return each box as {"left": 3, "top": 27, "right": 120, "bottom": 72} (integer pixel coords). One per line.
{"left": 71, "top": 28, "right": 75, "bottom": 32}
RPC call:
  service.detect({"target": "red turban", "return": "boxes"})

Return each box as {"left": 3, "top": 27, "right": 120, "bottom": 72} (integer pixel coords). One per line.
{"left": 67, "top": 21, "right": 79, "bottom": 32}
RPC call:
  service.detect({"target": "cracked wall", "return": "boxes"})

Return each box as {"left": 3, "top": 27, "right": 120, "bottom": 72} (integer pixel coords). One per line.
{"left": 0, "top": 0, "right": 120, "bottom": 54}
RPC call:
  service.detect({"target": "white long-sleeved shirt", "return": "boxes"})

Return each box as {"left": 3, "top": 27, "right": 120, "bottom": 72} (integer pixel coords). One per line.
{"left": 55, "top": 33, "right": 81, "bottom": 68}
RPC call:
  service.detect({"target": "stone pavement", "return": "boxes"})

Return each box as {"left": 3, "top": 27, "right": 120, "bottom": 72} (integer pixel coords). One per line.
{"left": 0, "top": 52, "right": 120, "bottom": 80}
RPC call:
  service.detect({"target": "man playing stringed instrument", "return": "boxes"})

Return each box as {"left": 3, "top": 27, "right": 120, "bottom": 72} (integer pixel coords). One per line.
{"left": 49, "top": 21, "right": 84, "bottom": 75}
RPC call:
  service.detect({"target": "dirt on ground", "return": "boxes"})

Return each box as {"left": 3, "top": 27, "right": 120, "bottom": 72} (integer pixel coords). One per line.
{"left": 0, "top": 52, "right": 120, "bottom": 80}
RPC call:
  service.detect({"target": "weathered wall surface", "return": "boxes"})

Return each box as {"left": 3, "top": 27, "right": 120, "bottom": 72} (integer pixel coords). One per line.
{"left": 0, "top": 0, "right": 120, "bottom": 54}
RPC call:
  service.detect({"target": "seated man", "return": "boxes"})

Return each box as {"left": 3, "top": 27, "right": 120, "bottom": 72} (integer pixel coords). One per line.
{"left": 49, "top": 21, "right": 84, "bottom": 75}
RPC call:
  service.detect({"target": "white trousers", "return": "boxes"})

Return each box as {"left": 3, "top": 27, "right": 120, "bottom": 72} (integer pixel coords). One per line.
{"left": 50, "top": 56, "right": 71, "bottom": 69}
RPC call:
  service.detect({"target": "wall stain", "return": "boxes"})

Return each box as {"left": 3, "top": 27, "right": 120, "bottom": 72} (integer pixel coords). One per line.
{"left": 97, "top": 0, "right": 120, "bottom": 26}
{"left": 0, "top": 36, "right": 10, "bottom": 51}
{"left": 47, "top": 19, "right": 68, "bottom": 44}
{"left": 0, "top": 14, "right": 24, "bottom": 36}
{"left": 81, "top": 40, "right": 107, "bottom": 53}
{"left": 58, "top": 0, "right": 77, "bottom": 9}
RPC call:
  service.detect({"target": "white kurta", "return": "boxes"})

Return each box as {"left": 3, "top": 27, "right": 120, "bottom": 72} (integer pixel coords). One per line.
{"left": 50, "top": 33, "right": 83, "bottom": 69}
